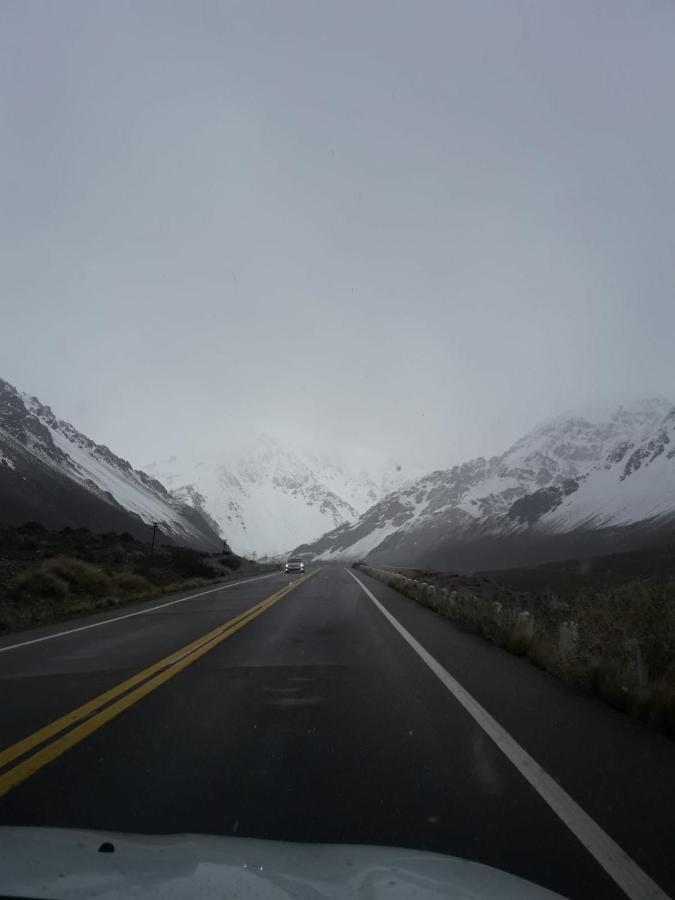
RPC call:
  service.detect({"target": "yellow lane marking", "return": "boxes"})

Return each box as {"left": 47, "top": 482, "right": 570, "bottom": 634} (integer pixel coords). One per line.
{"left": 0, "top": 600, "right": 263, "bottom": 770}
{"left": 0, "top": 583, "right": 291, "bottom": 771}
{"left": 0, "top": 571, "right": 316, "bottom": 798}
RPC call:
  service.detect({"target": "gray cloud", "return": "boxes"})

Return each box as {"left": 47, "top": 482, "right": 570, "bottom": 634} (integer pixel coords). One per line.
{"left": 2, "top": 0, "right": 674, "bottom": 471}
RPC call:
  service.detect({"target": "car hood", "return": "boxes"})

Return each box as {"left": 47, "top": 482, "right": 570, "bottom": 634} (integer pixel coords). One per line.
{"left": 0, "top": 828, "right": 566, "bottom": 899}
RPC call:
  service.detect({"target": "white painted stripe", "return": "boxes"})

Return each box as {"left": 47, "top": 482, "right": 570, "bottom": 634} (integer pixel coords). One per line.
{"left": 346, "top": 568, "right": 669, "bottom": 900}
{"left": 0, "top": 573, "right": 278, "bottom": 655}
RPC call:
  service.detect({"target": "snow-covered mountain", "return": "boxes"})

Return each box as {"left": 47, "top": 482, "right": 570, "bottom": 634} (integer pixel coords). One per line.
{"left": 296, "top": 399, "right": 675, "bottom": 570}
{"left": 145, "top": 435, "right": 411, "bottom": 557}
{"left": 0, "top": 378, "right": 222, "bottom": 550}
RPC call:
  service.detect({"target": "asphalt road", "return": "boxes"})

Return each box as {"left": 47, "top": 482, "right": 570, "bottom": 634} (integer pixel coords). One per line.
{"left": 1, "top": 566, "right": 674, "bottom": 900}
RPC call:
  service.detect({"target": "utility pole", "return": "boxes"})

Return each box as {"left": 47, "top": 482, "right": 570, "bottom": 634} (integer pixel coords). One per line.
{"left": 151, "top": 522, "right": 159, "bottom": 553}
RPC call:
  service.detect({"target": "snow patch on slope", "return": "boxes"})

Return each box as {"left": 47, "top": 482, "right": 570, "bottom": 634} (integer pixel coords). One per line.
{"left": 317, "top": 520, "right": 402, "bottom": 561}
{"left": 545, "top": 445, "right": 675, "bottom": 530}
{"left": 47, "top": 426, "right": 185, "bottom": 531}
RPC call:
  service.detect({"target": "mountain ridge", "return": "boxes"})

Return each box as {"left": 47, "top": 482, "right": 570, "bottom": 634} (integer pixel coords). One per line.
{"left": 0, "top": 378, "right": 222, "bottom": 551}
{"left": 145, "top": 434, "right": 413, "bottom": 557}
{"left": 294, "top": 398, "right": 675, "bottom": 570}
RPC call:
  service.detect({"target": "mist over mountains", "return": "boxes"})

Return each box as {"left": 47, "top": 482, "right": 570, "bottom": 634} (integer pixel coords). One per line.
{"left": 145, "top": 435, "right": 413, "bottom": 557}
{"left": 3, "top": 376, "right": 674, "bottom": 570}
{"left": 0, "top": 377, "right": 412, "bottom": 557}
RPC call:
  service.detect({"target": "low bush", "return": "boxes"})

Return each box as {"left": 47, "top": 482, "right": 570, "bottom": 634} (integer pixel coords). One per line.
{"left": 166, "top": 547, "right": 214, "bottom": 579}
{"left": 634, "top": 684, "right": 675, "bottom": 736}
{"left": 40, "top": 557, "right": 114, "bottom": 597}
{"left": 527, "top": 636, "right": 558, "bottom": 672}
{"left": 131, "top": 558, "right": 167, "bottom": 584}
{"left": 18, "top": 521, "right": 48, "bottom": 535}
{"left": 0, "top": 523, "right": 259, "bottom": 634}
{"left": 223, "top": 553, "right": 242, "bottom": 571}
{"left": 159, "top": 577, "right": 210, "bottom": 593}
{"left": 11, "top": 568, "right": 69, "bottom": 601}
{"left": 114, "top": 572, "right": 152, "bottom": 594}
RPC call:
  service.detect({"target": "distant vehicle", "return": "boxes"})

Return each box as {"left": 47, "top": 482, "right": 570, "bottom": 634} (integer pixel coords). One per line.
{"left": 285, "top": 556, "right": 305, "bottom": 574}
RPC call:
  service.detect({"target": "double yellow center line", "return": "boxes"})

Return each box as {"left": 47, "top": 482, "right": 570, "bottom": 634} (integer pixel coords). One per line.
{"left": 0, "top": 570, "right": 316, "bottom": 799}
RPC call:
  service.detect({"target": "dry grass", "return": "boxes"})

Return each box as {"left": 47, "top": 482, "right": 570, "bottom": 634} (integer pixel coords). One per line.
{"left": 633, "top": 683, "right": 675, "bottom": 734}
{"left": 0, "top": 524, "right": 267, "bottom": 634}
{"left": 358, "top": 562, "right": 675, "bottom": 739}
{"left": 1, "top": 562, "right": 265, "bottom": 636}
{"left": 113, "top": 571, "right": 153, "bottom": 594}
{"left": 526, "top": 636, "right": 558, "bottom": 672}
{"left": 10, "top": 568, "right": 70, "bottom": 601}
{"left": 40, "top": 557, "right": 115, "bottom": 596}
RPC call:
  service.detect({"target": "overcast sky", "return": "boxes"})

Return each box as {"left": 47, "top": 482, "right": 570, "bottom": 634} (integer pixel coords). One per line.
{"left": 2, "top": 0, "right": 675, "bottom": 473}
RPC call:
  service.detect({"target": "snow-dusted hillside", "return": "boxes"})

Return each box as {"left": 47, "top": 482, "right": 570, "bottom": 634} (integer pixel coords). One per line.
{"left": 0, "top": 378, "right": 222, "bottom": 550}
{"left": 145, "top": 434, "right": 411, "bottom": 557}
{"left": 296, "top": 399, "right": 675, "bottom": 567}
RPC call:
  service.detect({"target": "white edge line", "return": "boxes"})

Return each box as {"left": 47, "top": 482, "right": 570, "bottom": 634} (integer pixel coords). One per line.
{"left": 0, "top": 572, "right": 278, "bottom": 655}
{"left": 346, "top": 567, "right": 669, "bottom": 900}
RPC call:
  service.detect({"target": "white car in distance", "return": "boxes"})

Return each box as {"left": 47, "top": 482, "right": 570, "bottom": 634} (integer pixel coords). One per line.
{"left": 284, "top": 557, "right": 305, "bottom": 575}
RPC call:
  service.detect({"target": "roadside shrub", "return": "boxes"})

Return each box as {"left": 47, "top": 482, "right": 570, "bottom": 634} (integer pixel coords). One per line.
{"left": 166, "top": 547, "right": 213, "bottom": 579}
{"left": 527, "top": 636, "right": 558, "bottom": 672}
{"left": 223, "top": 553, "right": 242, "bottom": 571}
{"left": 10, "top": 568, "right": 69, "bottom": 601}
{"left": 132, "top": 561, "right": 172, "bottom": 586}
{"left": 570, "top": 581, "right": 675, "bottom": 690}
{"left": 0, "top": 526, "right": 247, "bottom": 635}
{"left": 636, "top": 684, "right": 675, "bottom": 737}
{"left": 500, "top": 610, "right": 534, "bottom": 655}
{"left": 18, "top": 521, "right": 47, "bottom": 534}
{"left": 40, "top": 557, "right": 114, "bottom": 597}
{"left": 114, "top": 572, "right": 152, "bottom": 594}
{"left": 198, "top": 559, "right": 226, "bottom": 578}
